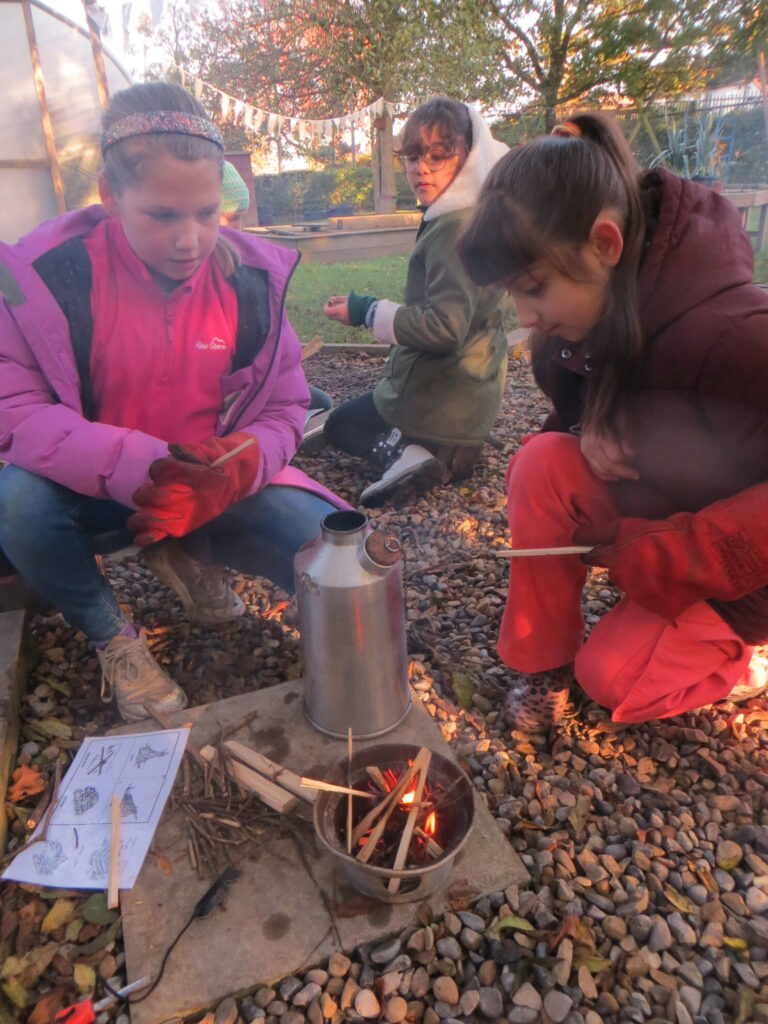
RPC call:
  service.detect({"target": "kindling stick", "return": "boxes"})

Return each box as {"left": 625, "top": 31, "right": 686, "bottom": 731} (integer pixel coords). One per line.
{"left": 209, "top": 436, "right": 257, "bottom": 468}
{"left": 347, "top": 728, "right": 354, "bottom": 854}
{"left": 108, "top": 794, "right": 120, "bottom": 909}
{"left": 494, "top": 545, "right": 592, "bottom": 558}
{"left": 301, "top": 334, "right": 324, "bottom": 361}
{"left": 299, "top": 778, "right": 375, "bottom": 799}
{"left": 354, "top": 762, "right": 420, "bottom": 862}
{"left": 388, "top": 748, "right": 432, "bottom": 894}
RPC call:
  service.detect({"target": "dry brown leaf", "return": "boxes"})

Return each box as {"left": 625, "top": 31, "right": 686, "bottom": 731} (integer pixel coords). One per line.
{"left": 7, "top": 766, "right": 46, "bottom": 803}
{"left": 17, "top": 901, "right": 44, "bottom": 956}
{"left": 27, "top": 986, "right": 68, "bottom": 1024}
{"left": 19, "top": 943, "right": 59, "bottom": 988}
{"left": 663, "top": 885, "right": 697, "bottom": 914}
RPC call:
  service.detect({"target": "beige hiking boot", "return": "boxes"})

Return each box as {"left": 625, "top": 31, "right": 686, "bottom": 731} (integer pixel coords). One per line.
{"left": 143, "top": 540, "right": 245, "bottom": 626}
{"left": 98, "top": 631, "right": 188, "bottom": 722}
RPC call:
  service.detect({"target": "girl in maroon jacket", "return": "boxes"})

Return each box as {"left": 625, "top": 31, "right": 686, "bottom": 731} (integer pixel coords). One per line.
{"left": 458, "top": 112, "right": 768, "bottom": 731}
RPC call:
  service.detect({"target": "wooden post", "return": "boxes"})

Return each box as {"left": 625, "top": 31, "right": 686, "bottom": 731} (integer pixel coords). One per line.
{"left": 22, "top": 0, "right": 66, "bottom": 215}
{"left": 82, "top": 0, "right": 110, "bottom": 111}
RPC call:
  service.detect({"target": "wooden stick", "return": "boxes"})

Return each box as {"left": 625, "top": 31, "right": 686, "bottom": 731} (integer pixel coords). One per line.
{"left": 494, "top": 545, "right": 592, "bottom": 558}
{"left": 301, "top": 335, "right": 324, "bottom": 361}
{"left": 199, "top": 746, "right": 298, "bottom": 814}
{"left": 223, "top": 741, "right": 314, "bottom": 803}
{"left": 415, "top": 826, "right": 443, "bottom": 859}
{"left": 108, "top": 794, "right": 120, "bottom": 909}
{"left": 346, "top": 728, "right": 354, "bottom": 854}
{"left": 366, "top": 766, "right": 389, "bottom": 794}
{"left": 299, "top": 778, "right": 375, "bottom": 799}
{"left": 388, "top": 748, "right": 432, "bottom": 894}
{"left": 354, "top": 762, "right": 420, "bottom": 862}
{"left": 209, "top": 436, "right": 257, "bottom": 468}
{"left": 142, "top": 704, "right": 207, "bottom": 768}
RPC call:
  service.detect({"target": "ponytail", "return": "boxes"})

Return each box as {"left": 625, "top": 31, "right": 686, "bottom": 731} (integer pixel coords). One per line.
{"left": 459, "top": 111, "right": 646, "bottom": 436}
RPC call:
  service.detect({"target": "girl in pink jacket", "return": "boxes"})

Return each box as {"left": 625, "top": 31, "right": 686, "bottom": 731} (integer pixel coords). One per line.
{"left": 0, "top": 82, "right": 343, "bottom": 722}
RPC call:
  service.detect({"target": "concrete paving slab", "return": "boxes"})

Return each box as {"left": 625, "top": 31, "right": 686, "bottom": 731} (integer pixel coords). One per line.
{"left": 0, "top": 611, "right": 25, "bottom": 853}
{"left": 117, "top": 683, "right": 529, "bottom": 1024}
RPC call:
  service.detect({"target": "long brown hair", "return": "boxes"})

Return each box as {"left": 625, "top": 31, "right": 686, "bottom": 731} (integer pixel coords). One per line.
{"left": 458, "top": 111, "right": 645, "bottom": 435}
{"left": 101, "top": 82, "right": 239, "bottom": 277}
{"left": 395, "top": 97, "right": 472, "bottom": 163}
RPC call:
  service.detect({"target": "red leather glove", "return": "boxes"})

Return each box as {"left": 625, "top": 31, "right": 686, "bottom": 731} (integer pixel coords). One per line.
{"left": 573, "top": 481, "right": 768, "bottom": 621}
{"left": 128, "top": 432, "right": 260, "bottom": 546}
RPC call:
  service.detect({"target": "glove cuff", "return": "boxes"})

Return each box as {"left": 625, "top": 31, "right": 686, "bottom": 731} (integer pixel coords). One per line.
{"left": 347, "top": 291, "right": 377, "bottom": 327}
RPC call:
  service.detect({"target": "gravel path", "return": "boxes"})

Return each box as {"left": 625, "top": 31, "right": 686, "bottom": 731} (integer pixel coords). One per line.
{"left": 9, "top": 352, "right": 768, "bottom": 1024}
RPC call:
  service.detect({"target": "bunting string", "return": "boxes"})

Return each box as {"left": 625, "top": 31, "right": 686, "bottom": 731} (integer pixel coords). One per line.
{"left": 182, "top": 69, "right": 400, "bottom": 141}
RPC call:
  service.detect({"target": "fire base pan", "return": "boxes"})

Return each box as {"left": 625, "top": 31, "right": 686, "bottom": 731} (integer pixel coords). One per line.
{"left": 116, "top": 682, "right": 530, "bottom": 1024}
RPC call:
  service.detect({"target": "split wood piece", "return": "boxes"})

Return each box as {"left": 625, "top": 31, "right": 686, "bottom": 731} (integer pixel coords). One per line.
{"left": 224, "top": 740, "right": 315, "bottom": 803}
{"left": 388, "top": 748, "right": 432, "bottom": 894}
{"left": 494, "top": 545, "right": 592, "bottom": 558}
{"left": 366, "top": 766, "right": 389, "bottom": 794}
{"left": 108, "top": 794, "right": 120, "bottom": 909}
{"left": 301, "top": 334, "right": 324, "bottom": 361}
{"left": 415, "top": 826, "right": 443, "bottom": 859}
{"left": 299, "top": 778, "right": 375, "bottom": 800}
{"left": 353, "top": 762, "right": 420, "bottom": 863}
{"left": 199, "top": 745, "right": 298, "bottom": 814}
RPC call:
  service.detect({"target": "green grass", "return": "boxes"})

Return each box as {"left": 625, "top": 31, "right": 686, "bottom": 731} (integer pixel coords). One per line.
{"left": 286, "top": 255, "right": 409, "bottom": 344}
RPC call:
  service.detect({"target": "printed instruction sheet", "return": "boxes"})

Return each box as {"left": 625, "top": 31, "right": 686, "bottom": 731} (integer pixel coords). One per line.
{"left": 3, "top": 729, "right": 188, "bottom": 890}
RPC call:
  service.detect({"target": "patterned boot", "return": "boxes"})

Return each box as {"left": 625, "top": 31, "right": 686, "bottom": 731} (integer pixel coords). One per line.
{"left": 504, "top": 665, "right": 573, "bottom": 732}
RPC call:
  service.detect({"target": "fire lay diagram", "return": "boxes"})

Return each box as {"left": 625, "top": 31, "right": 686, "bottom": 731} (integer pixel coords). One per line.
{"left": 2, "top": 729, "right": 188, "bottom": 891}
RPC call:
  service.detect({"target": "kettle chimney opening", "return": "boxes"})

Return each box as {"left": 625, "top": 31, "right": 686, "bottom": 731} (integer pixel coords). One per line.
{"left": 322, "top": 510, "right": 368, "bottom": 534}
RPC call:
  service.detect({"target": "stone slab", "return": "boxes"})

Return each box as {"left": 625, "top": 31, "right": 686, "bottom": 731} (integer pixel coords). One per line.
{"left": 0, "top": 611, "right": 25, "bottom": 853}
{"left": 118, "top": 682, "right": 529, "bottom": 1024}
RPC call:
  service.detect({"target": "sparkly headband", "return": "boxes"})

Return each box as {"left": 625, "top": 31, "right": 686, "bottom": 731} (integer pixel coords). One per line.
{"left": 102, "top": 111, "right": 224, "bottom": 153}
{"left": 551, "top": 122, "right": 582, "bottom": 139}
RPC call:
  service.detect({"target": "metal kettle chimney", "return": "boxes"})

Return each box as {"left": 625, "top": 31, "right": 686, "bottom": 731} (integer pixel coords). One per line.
{"left": 294, "top": 510, "right": 411, "bottom": 739}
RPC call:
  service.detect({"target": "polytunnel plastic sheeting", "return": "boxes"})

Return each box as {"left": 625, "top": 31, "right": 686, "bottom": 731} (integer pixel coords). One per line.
{"left": 0, "top": 0, "right": 131, "bottom": 244}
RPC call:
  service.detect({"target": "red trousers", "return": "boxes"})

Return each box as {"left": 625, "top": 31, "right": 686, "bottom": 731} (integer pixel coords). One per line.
{"left": 499, "top": 433, "right": 757, "bottom": 722}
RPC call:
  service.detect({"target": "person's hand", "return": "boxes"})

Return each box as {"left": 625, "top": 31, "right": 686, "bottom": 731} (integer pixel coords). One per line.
{"left": 579, "top": 427, "right": 639, "bottom": 482}
{"left": 323, "top": 296, "right": 352, "bottom": 325}
{"left": 127, "top": 432, "right": 260, "bottom": 546}
{"left": 572, "top": 480, "right": 768, "bottom": 620}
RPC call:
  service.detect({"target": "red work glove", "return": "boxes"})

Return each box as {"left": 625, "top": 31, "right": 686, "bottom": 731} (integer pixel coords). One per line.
{"left": 128, "top": 432, "right": 260, "bottom": 546}
{"left": 572, "top": 481, "right": 768, "bottom": 621}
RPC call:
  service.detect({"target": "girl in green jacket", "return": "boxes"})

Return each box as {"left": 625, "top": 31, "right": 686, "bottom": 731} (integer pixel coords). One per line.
{"left": 321, "top": 97, "right": 508, "bottom": 506}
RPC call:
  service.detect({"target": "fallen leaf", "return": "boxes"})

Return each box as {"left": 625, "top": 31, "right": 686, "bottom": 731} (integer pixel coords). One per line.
{"left": 34, "top": 719, "right": 73, "bottom": 740}
{"left": 451, "top": 672, "right": 475, "bottom": 711}
{"left": 723, "top": 936, "right": 748, "bottom": 951}
{"left": 19, "top": 943, "right": 59, "bottom": 988}
{"left": 81, "top": 894, "right": 117, "bottom": 926}
{"left": 0, "top": 976, "right": 28, "bottom": 1009}
{"left": 65, "top": 918, "right": 84, "bottom": 942}
{"left": 28, "top": 987, "right": 68, "bottom": 1024}
{"left": 73, "top": 962, "right": 96, "bottom": 994}
{"left": 735, "top": 987, "right": 755, "bottom": 1024}
{"left": 572, "top": 951, "right": 613, "bottom": 974}
{"left": 567, "top": 794, "right": 592, "bottom": 834}
{"left": 7, "top": 766, "right": 46, "bottom": 803}
{"left": 0, "top": 911, "right": 17, "bottom": 944}
{"left": 17, "top": 901, "right": 45, "bottom": 956}
{"left": 688, "top": 859, "right": 719, "bottom": 895}
{"left": 662, "top": 885, "right": 697, "bottom": 914}
{"left": 41, "top": 899, "right": 77, "bottom": 934}
{"left": 155, "top": 851, "right": 174, "bottom": 876}
{"left": 493, "top": 915, "right": 535, "bottom": 934}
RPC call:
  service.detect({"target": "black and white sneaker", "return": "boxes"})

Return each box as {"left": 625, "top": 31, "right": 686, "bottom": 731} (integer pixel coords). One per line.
{"left": 360, "top": 444, "right": 444, "bottom": 506}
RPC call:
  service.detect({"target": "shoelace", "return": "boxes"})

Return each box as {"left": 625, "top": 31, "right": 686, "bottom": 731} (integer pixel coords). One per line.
{"left": 99, "top": 637, "right": 170, "bottom": 704}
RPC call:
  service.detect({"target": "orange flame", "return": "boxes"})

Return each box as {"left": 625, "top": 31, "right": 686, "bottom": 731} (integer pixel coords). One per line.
{"left": 425, "top": 811, "right": 437, "bottom": 835}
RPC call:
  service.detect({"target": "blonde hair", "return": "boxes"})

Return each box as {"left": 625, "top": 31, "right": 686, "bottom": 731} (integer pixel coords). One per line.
{"left": 102, "top": 82, "right": 240, "bottom": 277}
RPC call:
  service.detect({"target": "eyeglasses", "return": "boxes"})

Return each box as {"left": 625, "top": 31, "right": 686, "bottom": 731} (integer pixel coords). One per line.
{"left": 400, "top": 149, "right": 457, "bottom": 171}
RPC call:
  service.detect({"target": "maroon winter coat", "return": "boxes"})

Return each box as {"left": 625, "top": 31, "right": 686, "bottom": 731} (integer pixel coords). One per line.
{"left": 531, "top": 169, "right": 768, "bottom": 643}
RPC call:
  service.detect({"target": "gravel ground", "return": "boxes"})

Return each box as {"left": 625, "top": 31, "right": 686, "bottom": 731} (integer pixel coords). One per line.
{"left": 6, "top": 351, "right": 768, "bottom": 1024}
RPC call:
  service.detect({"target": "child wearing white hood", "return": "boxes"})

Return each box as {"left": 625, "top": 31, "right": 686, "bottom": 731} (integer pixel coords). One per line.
{"left": 322, "top": 98, "right": 509, "bottom": 505}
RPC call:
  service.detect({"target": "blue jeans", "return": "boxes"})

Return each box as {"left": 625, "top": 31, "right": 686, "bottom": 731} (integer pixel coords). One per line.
{"left": 0, "top": 467, "right": 336, "bottom": 643}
